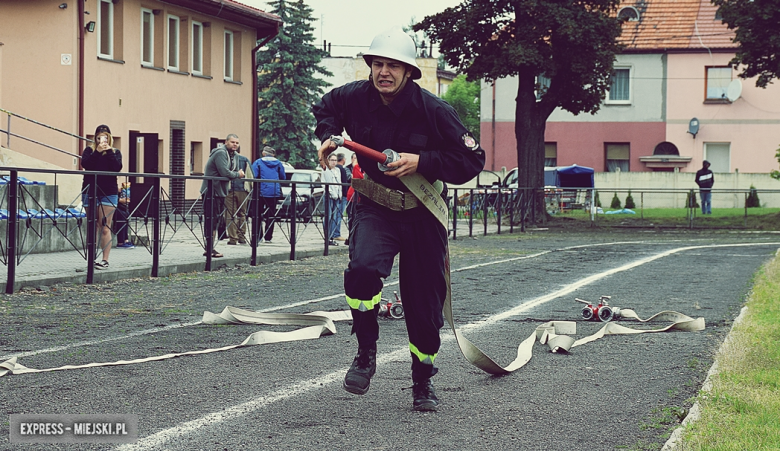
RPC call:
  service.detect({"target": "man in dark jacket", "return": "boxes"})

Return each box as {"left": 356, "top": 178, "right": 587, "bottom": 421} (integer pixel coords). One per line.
{"left": 695, "top": 160, "right": 714, "bottom": 214}
{"left": 251, "top": 146, "right": 286, "bottom": 243}
{"left": 313, "top": 27, "right": 485, "bottom": 411}
{"left": 225, "top": 147, "right": 253, "bottom": 245}
{"left": 200, "top": 134, "right": 244, "bottom": 257}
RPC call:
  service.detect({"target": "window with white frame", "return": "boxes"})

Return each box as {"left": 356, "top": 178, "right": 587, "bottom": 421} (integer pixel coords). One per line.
{"left": 605, "top": 143, "right": 630, "bottom": 172}
{"left": 192, "top": 21, "right": 203, "bottom": 75}
{"left": 704, "top": 142, "right": 730, "bottom": 172}
{"left": 706, "top": 67, "right": 732, "bottom": 100}
{"left": 141, "top": 8, "right": 154, "bottom": 66}
{"left": 536, "top": 74, "right": 551, "bottom": 101}
{"left": 167, "top": 15, "right": 180, "bottom": 71}
{"left": 606, "top": 67, "right": 631, "bottom": 103}
{"left": 224, "top": 30, "right": 234, "bottom": 80}
{"left": 544, "top": 143, "right": 557, "bottom": 167}
{"left": 98, "top": 0, "right": 114, "bottom": 58}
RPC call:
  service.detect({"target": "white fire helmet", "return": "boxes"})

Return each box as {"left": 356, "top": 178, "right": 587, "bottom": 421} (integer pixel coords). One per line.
{"left": 362, "top": 27, "right": 422, "bottom": 80}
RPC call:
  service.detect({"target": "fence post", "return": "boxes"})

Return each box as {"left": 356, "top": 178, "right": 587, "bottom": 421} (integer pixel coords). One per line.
{"left": 452, "top": 188, "right": 458, "bottom": 240}
{"left": 151, "top": 176, "right": 161, "bottom": 277}
{"left": 5, "top": 170, "right": 18, "bottom": 293}
{"left": 86, "top": 174, "right": 98, "bottom": 283}
{"left": 496, "top": 188, "right": 502, "bottom": 235}
{"left": 250, "top": 181, "right": 260, "bottom": 266}
{"left": 204, "top": 180, "right": 214, "bottom": 271}
{"left": 290, "top": 182, "right": 297, "bottom": 260}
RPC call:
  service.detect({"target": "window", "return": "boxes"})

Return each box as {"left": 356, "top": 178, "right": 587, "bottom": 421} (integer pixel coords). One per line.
{"left": 618, "top": 6, "right": 640, "bottom": 22}
{"left": 544, "top": 143, "right": 557, "bottom": 167}
{"left": 167, "top": 15, "right": 180, "bottom": 71}
{"left": 705, "top": 143, "right": 730, "bottom": 172}
{"left": 141, "top": 9, "right": 154, "bottom": 66}
{"left": 606, "top": 143, "right": 630, "bottom": 172}
{"left": 192, "top": 21, "right": 203, "bottom": 75}
{"left": 706, "top": 67, "right": 732, "bottom": 100}
{"left": 98, "top": 0, "right": 114, "bottom": 58}
{"left": 224, "top": 30, "right": 234, "bottom": 80}
{"left": 606, "top": 67, "right": 631, "bottom": 103}
{"left": 536, "top": 75, "right": 551, "bottom": 101}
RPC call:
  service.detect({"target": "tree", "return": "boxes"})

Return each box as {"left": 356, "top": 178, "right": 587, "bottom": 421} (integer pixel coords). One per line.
{"left": 416, "top": 0, "right": 623, "bottom": 221}
{"left": 256, "top": 0, "right": 331, "bottom": 168}
{"left": 442, "top": 75, "right": 481, "bottom": 140}
{"left": 712, "top": 0, "right": 780, "bottom": 89}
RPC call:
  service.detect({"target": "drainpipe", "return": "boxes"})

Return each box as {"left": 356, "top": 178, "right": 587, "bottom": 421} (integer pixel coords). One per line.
{"left": 491, "top": 81, "right": 496, "bottom": 171}
{"left": 251, "top": 26, "right": 279, "bottom": 163}
{"left": 78, "top": 0, "right": 85, "bottom": 168}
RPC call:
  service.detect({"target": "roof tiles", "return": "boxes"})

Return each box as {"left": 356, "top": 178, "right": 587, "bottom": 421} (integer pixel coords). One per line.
{"left": 618, "top": 0, "right": 736, "bottom": 51}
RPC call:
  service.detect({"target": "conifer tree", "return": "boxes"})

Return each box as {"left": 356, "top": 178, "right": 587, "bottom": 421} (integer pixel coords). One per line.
{"left": 256, "top": 0, "right": 331, "bottom": 168}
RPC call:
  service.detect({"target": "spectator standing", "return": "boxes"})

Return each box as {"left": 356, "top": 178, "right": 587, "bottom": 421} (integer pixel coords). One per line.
{"left": 345, "top": 156, "right": 363, "bottom": 245}
{"left": 200, "top": 134, "right": 244, "bottom": 258}
{"left": 695, "top": 160, "right": 714, "bottom": 215}
{"left": 225, "top": 147, "right": 253, "bottom": 245}
{"left": 115, "top": 181, "right": 134, "bottom": 248}
{"left": 332, "top": 153, "right": 350, "bottom": 241}
{"left": 81, "top": 124, "right": 123, "bottom": 269}
{"left": 321, "top": 153, "right": 342, "bottom": 246}
{"left": 252, "top": 146, "right": 286, "bottom": 243}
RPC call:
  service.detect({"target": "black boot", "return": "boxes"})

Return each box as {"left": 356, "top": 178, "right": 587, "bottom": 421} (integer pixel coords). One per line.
{"left": 412, "top": 378, "right": 439, "bottom": 411}
{"left": 343, "top": 347, "right": 377, "bottom": 395}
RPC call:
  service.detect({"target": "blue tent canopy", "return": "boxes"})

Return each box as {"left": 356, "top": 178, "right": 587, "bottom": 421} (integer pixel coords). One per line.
{"left": 544, "top": 165, "right": 595, "bottom": 188}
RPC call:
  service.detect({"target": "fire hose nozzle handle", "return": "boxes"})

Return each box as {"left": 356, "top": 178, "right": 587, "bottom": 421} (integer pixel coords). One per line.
{"left": 574, "top": 298, "right": 590, "bottom": 305}
{"left": 329, "top": 135, "right": 345, "bottom": 147}
{"left": 378, "top": 149, "right": 400, "bottom": 172}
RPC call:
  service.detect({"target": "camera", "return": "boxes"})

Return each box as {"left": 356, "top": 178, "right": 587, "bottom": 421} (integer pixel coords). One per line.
{"left": 575, "top": 296, "right": 621, "bottom": 322}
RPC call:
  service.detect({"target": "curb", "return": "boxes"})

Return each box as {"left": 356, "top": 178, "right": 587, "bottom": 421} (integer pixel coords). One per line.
{"left": 661, "top": 304, "right": 749, "bottom": 451}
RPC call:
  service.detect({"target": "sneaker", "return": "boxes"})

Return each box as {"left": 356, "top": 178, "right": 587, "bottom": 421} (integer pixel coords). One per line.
{"left": 263, "top": 240, "right": 272, "bottom": 244}
{"left": 343, "top": 347, "right": 377, "bottom": 395}
{"left": 120, "top": 242, "right": 135, "bottom": 249}
{"left": 238, "top": 240, "right": 247, "bottom": 244}
{"left": 94, "top": 260, "right": 109, "bottom": 270}
{"left": 328, "top": 240, "right": 338, "bottom": 246}
{"left": 334, "top": 237, "right": 346, "bottom": 241}
{"left": 227, "top": 241, "right": 237, "bottom": 245}
{"left": 412, "top": 379, "right": 439, "bottom": 411}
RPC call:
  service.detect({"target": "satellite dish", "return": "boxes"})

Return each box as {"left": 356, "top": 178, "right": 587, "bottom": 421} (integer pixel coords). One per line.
{"left": 688, "top": 118, "right": 699, "bottom": 139}
{"left": 727, "top": 79, "right": 742, "bottom": 102}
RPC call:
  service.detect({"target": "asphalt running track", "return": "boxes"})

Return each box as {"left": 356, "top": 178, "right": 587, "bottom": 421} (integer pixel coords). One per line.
{"left": 2, "top": 231, "right": 779, "bottom": 451}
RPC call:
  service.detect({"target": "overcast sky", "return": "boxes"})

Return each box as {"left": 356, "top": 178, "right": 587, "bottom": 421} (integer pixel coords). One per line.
{"left": 236, "top": 0, "right": 463, "bottom": 57}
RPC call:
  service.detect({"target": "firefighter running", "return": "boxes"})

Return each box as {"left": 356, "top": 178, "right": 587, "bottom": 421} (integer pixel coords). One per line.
{"left": 313, "top": 27, "right": 485, "bottom": 411}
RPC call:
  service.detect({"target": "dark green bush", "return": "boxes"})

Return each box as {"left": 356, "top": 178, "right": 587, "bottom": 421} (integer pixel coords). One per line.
{"left": 746, "top": 185, "right": 761, "bottom": 208}
{"left": 610, "top": 192, "right": 621, "bottom": 209}
{"left": 625, "top": 190, "right": 636, "bottom": 209}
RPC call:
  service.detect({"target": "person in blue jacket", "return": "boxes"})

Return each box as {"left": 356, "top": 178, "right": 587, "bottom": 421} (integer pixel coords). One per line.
{"left": 252, "top": 146, "right": 286, "bottom": 243}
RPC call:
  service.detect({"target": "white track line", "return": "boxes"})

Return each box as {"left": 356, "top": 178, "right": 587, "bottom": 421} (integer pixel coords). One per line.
{"left": 117, "top": 242, "right": 779, "bottom": 450}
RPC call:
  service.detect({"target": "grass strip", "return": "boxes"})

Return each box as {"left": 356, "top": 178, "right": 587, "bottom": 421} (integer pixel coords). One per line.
{"left": 681, "top": 250, "right": 780, "bottom": 450}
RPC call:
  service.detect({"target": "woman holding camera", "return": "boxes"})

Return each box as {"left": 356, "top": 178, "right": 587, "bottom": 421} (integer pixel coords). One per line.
{"left": 81, "top": 124, "right": 123, "bottom": 269}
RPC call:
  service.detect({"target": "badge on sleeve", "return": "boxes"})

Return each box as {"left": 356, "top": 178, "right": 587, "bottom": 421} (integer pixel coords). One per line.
{"left": 462, "top": 133, "right": 479, "bottom": 151}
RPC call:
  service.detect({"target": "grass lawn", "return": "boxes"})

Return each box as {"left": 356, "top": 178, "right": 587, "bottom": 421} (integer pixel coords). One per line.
{"left": 680, "top": 253, "right": 780, "bottom": 450}
{"left": 547, "top": 208, "right": 780, "bottom": 231}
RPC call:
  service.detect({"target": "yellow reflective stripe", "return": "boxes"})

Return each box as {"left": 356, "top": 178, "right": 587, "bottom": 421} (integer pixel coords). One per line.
{"left": 409, "top": 342, "right": 437, "bottom": 365}
{"left": 346, "top": 292, "right": 382, "bottom": 312}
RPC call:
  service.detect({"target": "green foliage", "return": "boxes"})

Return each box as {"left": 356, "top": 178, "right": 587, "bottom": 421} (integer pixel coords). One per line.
{"left": 610, "top": 192, "right": 621, "bottom": 209}
{"left": 256, "top": 0, "right": 331, "bottom": 169}
{"left": 713, "top": 0, "right": 780, "bottom": 88}
{"left": 595, "top": 191, "right": 602, "bottom": 208}
{"left": 772, "top": 146, "right": 780, "bottom": 181}
{"left": 686, "top": 191, "right": 700, "bottom": 209}
{"left": 442, "top": 75, "right": 481, "bottom": 140}
{"left": 415, "top": 0, "right": 623, "bottom": 198}
{"left": 746, "top": 185, "right": 761, "bottom": 208}
{"left": 625, "top": 190, "right": 636, "bottom": 209}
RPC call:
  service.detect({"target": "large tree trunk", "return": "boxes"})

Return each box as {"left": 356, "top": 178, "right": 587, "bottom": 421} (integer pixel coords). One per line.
{"left": 514, "top": 72, "right": 549, "bottom": 224}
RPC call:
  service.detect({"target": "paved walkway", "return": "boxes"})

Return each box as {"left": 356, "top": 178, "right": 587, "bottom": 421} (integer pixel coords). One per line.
{"left": 1, "top": 216, "right": 504, "bottom": 292}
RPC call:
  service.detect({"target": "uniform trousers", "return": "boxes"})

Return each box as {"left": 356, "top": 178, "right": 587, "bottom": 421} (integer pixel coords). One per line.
{"left": 345, "top": 200, "right": 447, "bottom": 381}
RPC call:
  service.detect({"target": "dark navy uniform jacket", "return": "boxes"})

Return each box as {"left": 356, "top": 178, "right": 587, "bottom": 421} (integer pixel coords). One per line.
{"left": 313, "top": 79, "right": 485, "bottom": 194}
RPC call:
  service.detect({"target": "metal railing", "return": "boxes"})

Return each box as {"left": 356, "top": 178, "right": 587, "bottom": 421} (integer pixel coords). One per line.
{"left": 0, "top": 108, "right": 87, "bottom": 159}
